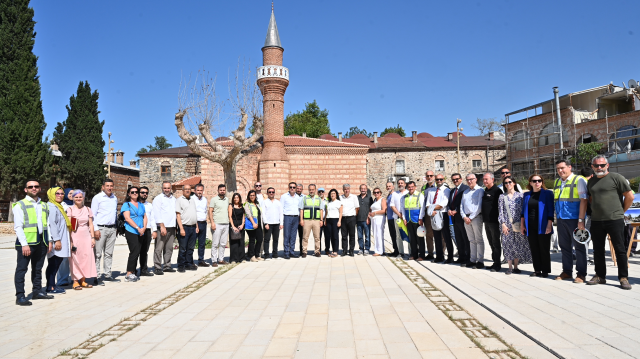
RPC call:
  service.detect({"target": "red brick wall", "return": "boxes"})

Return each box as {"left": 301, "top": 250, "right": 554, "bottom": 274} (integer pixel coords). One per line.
{"left": 262, "top": 47, "right": 283, "bottom": 66}
{"left": 110, "top": 168, "right": 140, "bottom": 205}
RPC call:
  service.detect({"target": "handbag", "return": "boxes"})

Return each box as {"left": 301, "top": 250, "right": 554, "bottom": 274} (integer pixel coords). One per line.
{"left": 230, "top": 206, "right": 243, "bottom": 240}
{"left": 506, "top": 195, "right": 522, "bottom": 233}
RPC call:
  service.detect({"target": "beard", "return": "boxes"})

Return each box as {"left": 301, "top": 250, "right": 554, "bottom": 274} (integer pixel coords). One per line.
{"left": 595, "top": 169, "right": 607, "bottom": 176}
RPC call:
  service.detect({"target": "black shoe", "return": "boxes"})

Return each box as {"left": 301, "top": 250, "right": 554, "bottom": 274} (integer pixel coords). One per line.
{"left": 198, "top": 261, "right": 210, "bottom": 267}
{"left": 16, "top": 297, "right": 32, "bottom": 306}
{"left": 388, "top": 251, "right": 399, "bottom": 257}
{"left": 341, "top": 251, "right": 347, "bottom": 257}
{"left": 163, "top": 267, "right": 176, "bottom": 273}
{"left": 465, "top": 262, "right": 476, "bottom": 268}
{"left": 453, "top": 259, "right": 464, "bottom": 264}
{"left": 284, "top": 256, "right": 290, "bottom": 260}
{"left": 541, "top": 273, "right": 549, "bottom": 278}
{"left": 103, "top": 276, "right": 121, "bottom": 283}
{"left": 93, "top": 278, "right": 105, "bottom": 286}
{"left": 475, "top": 262, "right": 485, "bottom": 269}
{"left": 425, "top": 254, "right": 434, "bottom": 260}
{"left": 140, "top": 270, "right": 154, "bottom": 277}
{"left": 154, "top": 269, "right": 164, "bottom": 275}
{"left": 529, "top": 272, "right": 537, "bottom": 277}
{"left": 349, "top": 250, "right": 355, "bottom": 257}
{"left": 291, "top": 255, "right": 299, "bottom": 259}
{"left": 513, "top": 268, "right": 521, "bottom": 274}
{"left": 433, "top": 258, "right": 445, "bottom": 263}
{"left": 32, "top": 292, "right": 54, "bottom": 300}
{"left": 177, "top": 267, "right": 186, "bottom": 273}
{"left": 444, "top": 258, "right": 454, "bottom": 264}
{"left": 187, "top": 264, "right": 198, "bottom": 271}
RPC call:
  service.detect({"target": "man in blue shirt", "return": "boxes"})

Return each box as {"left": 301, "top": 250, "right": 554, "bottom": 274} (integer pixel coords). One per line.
{"left": 281, "top": 182, "right": 303, "bottom": 259}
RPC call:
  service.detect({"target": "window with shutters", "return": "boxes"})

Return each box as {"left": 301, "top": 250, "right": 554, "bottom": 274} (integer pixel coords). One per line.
{"left": 161, "top": 161, "right": 171, "bottom": 179}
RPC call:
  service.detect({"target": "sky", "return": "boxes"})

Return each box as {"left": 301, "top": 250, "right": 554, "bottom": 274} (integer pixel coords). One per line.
{"left": 31, "top": 0, "right": 640, "bottom": 163}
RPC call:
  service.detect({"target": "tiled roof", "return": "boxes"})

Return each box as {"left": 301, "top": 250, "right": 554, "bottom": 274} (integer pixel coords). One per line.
{"left": 172, "top": 175, "right": 201, "bottom": 186}
{"left": 283, "top": 136, "right": 368, "bottom": 148}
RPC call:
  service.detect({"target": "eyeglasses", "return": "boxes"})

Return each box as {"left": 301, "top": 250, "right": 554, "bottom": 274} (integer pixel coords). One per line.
{"left": 55, "top": 192, "right": 65, "bottom": 196}
{"left": 452, "top": 178, "right": 461, "bottom": 182}
{"left": 26, "top": 185, "right": 40, "bottom": 189}
{"left": 466, "top": 178, "right": 476, "bottom": 182}
{"left": 501, "top": 171, "right": 510, "bottom": 175}
{"left": 435, "top": 179, "right": 444, "bottom": 182}
{"left": 592, "top": 163, "right": 607, "bottom": 168}
{"left": 426, "top": 175, "right": 434, "bottom": 177}
{"left": 503, "top": 181, "right": 513, "bottom": 185}
{"left": 255, "top": 184, "right": 262, "bottom": 187}
{"left": 373, "top": 191, "right": 381, "bottom": 194}
{"left": 289, "top": 186, "right": 296, "bottom": 189}
{"left": 130, "top": 191, "right": 138, "bottom": 194}
{"left": 267, "top": 191, "right": 275, "bottom": 194}
{"left": 318, "top": 191, "right": 324, "bottom": 193}
{"left": 530, "top": 179, "right": 542, "bottom": 183}
{"left": 140, "top": 191, "right": 148, "bottom": 195}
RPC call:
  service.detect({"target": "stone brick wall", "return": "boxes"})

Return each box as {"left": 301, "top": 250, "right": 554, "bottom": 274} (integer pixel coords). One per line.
{"left": 140, "top": 157, "right": 192, "bottom": 199}
{"left": 367, "top": 149, "right": 505, "bottom": 190}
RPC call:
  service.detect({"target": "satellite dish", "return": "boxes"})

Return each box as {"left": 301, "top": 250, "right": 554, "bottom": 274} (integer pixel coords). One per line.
{"left": 629, "top": 79, "right": 638, "bottom": 89}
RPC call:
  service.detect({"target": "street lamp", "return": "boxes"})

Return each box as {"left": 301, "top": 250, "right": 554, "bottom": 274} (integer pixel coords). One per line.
{"left": 107, "top": 132, "right": 115, "bottom": 178}
{"left": 456, "top": 119, "right": 463, "bottom": 173}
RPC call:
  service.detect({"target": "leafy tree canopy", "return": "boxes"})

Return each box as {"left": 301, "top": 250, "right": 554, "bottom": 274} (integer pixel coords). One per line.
{"left": 284, "top": 100, "right": 331, "bottom": 138}
{"left": 137, "top": 136, "right": 173, "bottom": 157}
{"left": 344, "top": 126, "right": 371, "bottom": 138}
{"left": 380, "top": 124, "right": 405, "bottom": 137}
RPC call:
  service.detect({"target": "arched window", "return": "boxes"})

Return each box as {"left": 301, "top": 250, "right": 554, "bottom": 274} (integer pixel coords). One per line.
{"left": 578, "top": 134, "right": 597, "bottom": 144}
{"left": 539, "top": 123, "right": 568, "bottom": 146}
{"left": 510, "top": 130, "right": 532, "bottom": 151}
{"left": 609, "top": 125, "right": 640, "bottom": 152}
{"left": 161, "top": 161, "right": 171, "bottom": 179}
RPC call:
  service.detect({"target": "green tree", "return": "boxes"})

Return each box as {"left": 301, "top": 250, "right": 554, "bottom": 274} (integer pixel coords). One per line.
{"left": 380, "top": 124, "right": 406, "bottom": 137}
{"left": 569, "top": 142, "right": 604, "bottom": 168}
{"left": 136, "top": 136, "right": 173, "bottom": 157}
{"left": 0, "top": 0, "right": 49, "bottom": 220}
{"left": 344, "top": 126, "right": 371, "bottom": 138}
{"left": 52, "top": 81, "right": 106, "bottom": 197}
{"left": 284, "top": 100, "right": 331, "bottom": 138}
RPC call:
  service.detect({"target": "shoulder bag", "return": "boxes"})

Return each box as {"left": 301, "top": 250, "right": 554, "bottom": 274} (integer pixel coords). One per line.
{"left": 229, "top": 206, "right": 243, "bottom": 240}
{"left": 506, "top": 195, "right": 521, "bottom": 233}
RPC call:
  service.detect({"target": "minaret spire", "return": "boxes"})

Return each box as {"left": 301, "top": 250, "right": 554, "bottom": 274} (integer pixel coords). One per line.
{"left": 263, "top": 4, "right": 282, "bottom": 49}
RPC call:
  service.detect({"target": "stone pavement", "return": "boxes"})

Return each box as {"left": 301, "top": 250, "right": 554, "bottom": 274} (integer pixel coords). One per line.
{"left": 0, "top": 224, "right": 638, "bottom": 359}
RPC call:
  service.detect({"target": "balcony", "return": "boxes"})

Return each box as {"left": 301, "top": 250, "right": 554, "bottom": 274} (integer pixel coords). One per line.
{"left": 257, "top": 66, "right": 289, "bottom": 81}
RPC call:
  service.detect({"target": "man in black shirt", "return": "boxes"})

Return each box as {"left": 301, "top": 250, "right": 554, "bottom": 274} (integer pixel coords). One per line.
{"left": 482, "top": 173, "right": 503, "bottom": 271}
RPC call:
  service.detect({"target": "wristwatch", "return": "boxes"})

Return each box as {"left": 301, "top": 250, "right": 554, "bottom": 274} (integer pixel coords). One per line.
{"left": 578, "top": 219, "right": 584, "bottom": 223}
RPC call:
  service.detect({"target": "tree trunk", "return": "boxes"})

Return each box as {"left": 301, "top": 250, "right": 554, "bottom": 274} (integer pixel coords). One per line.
{"left": 223, "top": 161, "right": 238, "bottom": 194}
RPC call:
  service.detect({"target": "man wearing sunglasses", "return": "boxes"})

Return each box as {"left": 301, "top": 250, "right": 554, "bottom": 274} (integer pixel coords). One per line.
{"left": 254, "top": 182, "right": 267, "bottom": 258}
{"left": 460, "top": 174, "right": 485, "bottom": 269}
{"left": 91, "top": 179, "right": 120, "bottom": 285}
{"left": 13, "top": 179, "right": 53, "bottom": 306}
{"left": 282, "top": 182, "right": 303, "bottom": 259}
{"left": 586, "top": 155, "right": 634, "bottom": 290}
{"left": 262, "top": 187, "right": 283, "bottom": 260}
{"left": 497, "top": 169, "right": 522, "bottom": 192}
{"left": 553, "top": 159, "right": 589, "bottom": 283}
{"left": 420, "top": 170, "right": 437, "bottom": 195}
{"left": 420, "top": 174, "right": 452, "bottom": 263}
{"left": 138, "top": 187, "right": 156, "bottom": 276}
{"left": 448, "top": 173, "right": 470, "bottom": 265}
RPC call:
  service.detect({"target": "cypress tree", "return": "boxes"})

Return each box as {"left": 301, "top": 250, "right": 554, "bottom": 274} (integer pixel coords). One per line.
{"left": 0, "top": 0, "right": 48, "bottom": 215}
{"left": 53, "top": 81, "right": 106, "bottom": 197}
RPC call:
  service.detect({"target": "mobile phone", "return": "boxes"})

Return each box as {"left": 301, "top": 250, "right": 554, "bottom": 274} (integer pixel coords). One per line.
{"left": 71, "top": 246, "right": 77, "bottom": 252}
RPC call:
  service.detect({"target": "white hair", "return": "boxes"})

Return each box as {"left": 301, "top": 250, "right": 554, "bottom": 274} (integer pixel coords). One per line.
{"left": 592, "top": 155, "right": 608, "bottom": 164}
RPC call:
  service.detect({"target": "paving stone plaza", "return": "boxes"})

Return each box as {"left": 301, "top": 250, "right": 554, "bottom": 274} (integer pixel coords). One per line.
{"left": 1, "top": 227, "right": 638, "bottom": 359}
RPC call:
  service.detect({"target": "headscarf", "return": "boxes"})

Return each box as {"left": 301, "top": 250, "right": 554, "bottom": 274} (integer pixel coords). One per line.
{"left": 63, "top": 188, "right": 74, "bottom": 206}
{"left": 48, "top": 187, "right": 72, "bottom": 230}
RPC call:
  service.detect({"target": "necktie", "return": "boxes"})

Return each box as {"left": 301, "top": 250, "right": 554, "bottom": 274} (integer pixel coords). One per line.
{"left": 433, "top": 189, "right": 439, "bottom": 204}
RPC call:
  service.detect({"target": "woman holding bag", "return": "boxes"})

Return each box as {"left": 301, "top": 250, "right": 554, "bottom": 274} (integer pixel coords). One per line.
{"left": 67, "top": 190, "right": 97, "bottom": 290}
{"left": 244, "top": 190, "right": 264, "bottom": 262}
{"left": 498, "top": 179, "right": 531, "bottom": 275}
{"left": 45, "top": 187, "right": 71, "bottom": 294}
{"left": 228, "top": 193, "right": 246, "bottom": 263}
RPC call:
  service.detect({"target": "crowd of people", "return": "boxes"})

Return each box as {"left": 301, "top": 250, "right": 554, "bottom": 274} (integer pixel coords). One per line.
{"left": 12, "top": 155, "right": 636, "bottom": 306}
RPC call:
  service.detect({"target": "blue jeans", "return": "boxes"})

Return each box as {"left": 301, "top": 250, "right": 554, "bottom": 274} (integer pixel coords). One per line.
{"left": 56, "top": 257, "right": 70, "bottom": 286}
{"left": 283, "top": 216, "right": 299, "bottom": 258}
{"left": 356, "top": 221, "right": 371, "bottom": 251}
{"left": 196, "top": 222, "right": 207, "bottom": 261}
{"left": 177, "top": 225, "right": 197, "bottom": 267}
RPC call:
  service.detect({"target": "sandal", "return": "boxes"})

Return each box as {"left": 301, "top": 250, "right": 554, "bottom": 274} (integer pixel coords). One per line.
{"left": 73, "top": 281, "right": 82, "bottom": 290}
{"left": 80, "top": 280, "right": 93, "bottom": 289}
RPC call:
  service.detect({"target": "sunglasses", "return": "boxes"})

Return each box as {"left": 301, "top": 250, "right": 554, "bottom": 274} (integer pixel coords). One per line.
{"left": 318, "top": 191, "right": 324, "bottom": 193}
{"left": 452, "top": 178, "right": 461, "bottom": 181}
{"left": 503, "top": 181, "right": 513, "bottom": 185}
{"left": 592, "top": 164, "right": 607, "bottom": 168}
{"left": 267, "top": 191, "right": 275, "bottom": 194}
{"left": 130, "top": 191, "right": 139, "bottom": 194}
{"left": 530, "top": 179, "right": 542, "bottom": 183}
{"left": 289, "top": 186, "right": 296, "bottom": 189}
{"left": 255, "top": 184, "right": 262, "bottom": 187}
{"left": 26, "top": 185, "right": 40, "bottom": 189}
{"left": 435, "top": 179, "right": 444, "bottom": 181}
{"left": 140, "top": 191, "right": 148, "bottom": 194}
{"left": 426, "top": 175, "right": 434, "bottom": 177}
{"left": 501, "top": 171, "right": 510, "bottom": 175}
{"left": 373, "top": 191, "right": 381, "bottom": 194}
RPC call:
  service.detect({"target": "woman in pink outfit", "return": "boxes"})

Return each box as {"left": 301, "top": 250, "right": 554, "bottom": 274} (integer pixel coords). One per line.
{"left": 66, "top": 190, "right": 97, "bottom": 290}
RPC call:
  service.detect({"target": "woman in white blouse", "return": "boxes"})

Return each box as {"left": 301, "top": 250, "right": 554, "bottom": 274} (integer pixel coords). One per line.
{"left": 324, "top": 189, "right": 343, "bottom": 258}
{"left": 368, "top": 188, "right": 387, "bottom": 256}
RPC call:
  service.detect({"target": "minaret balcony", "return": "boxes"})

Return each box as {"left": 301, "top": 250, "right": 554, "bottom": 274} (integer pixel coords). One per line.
{"left": 257, "top": 66, "right": 289, "bottom": 81}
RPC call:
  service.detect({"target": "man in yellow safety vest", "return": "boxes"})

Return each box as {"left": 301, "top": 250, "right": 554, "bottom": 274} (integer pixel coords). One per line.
{"left": 13, "top": 178, "right": 54, "bottom": 306}
{"left": 299, "top": 184, "right": 324, "bottom": 257}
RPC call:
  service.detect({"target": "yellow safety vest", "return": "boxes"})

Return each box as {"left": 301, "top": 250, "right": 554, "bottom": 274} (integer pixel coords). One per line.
{"left": 302, "top": 195, "right": 322, "bottom": 220}
{"left": 404, "top": 194, "right": 421, "bottom": 223}
{"left": 13, "top": 198, "right": 48, "bottom": 246}
{"left": 553, "top": 174, "right": 585, "bottom": 219}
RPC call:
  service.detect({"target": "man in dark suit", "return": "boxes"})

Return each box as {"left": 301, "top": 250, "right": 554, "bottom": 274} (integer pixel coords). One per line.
{"left": 447, "top": 173, "right": 470, "bottom": 266}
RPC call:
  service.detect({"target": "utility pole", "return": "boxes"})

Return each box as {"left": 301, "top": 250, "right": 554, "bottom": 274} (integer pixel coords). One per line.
{"left": 456, "top": 119, "right": 463, "bottom": 173}
{"left": 107, "top": 132, "right": 115, "bottom": 178}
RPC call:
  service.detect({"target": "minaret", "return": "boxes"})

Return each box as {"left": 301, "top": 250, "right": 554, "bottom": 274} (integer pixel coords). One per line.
{"left": 257, "top": 5, "right": 290, "bottom": 195}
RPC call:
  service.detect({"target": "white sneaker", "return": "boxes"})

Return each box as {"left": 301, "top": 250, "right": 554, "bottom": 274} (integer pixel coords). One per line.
{"left": 265, "top": 257, "right": 271, "bottom": 261}
{"left": 125, "top": 274, "right": 138, "bottom": 282}
{"left": 357, "top": 250, "right": 362, "bottom": 255}
{"left": 364, "top": 250, "right": 369, "bottom": 256}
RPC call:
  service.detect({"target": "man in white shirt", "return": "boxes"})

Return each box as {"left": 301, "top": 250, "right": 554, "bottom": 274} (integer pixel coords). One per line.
{"left": 139, "top": 186, "right": 157, "bottom": 276}
{"left": 282, "top": 182, "right": 304, "bottom": 259}
{"left": 176, "top": 185, "right": 198, "bottom": 272}
{"left": 385, "top": 182, "right": 401, "bottom": 257}
{"left": 419, "top": 174, "right": 451, "bottom": 263}
{"left": 193, "top": 184, "right": 210, "bottom": 267}
{"left": 340, "top": 184, "right": 360, "bottom": 257}
{"left": 254, "top": 182, "right": 267, "bottom": 258}
{"left": 262, "top": 187, "right": 284, "bottom": 260}
{"left": 460, "top": 174, "right": 485, "bottom": 269}
{"left": 393, "top": 179, "right": 409, "bottom": 258}
{"left": 152, "top": 181, "right": 177, "bottom": 275}
{"left": 91, "top": 179, "right": 119, "bottom": 285}
{"left": 13, "top": 179, "right": 53, "bottom": 306}
{"left": 296, "top": 183, "right": 304, "bottom": 252}
{"left": 318, "top": 188, "right": 330, "bottom": 255}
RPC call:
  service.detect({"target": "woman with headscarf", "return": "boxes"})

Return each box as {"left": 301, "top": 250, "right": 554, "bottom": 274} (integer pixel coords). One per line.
{"left": 56, "top": 188, "right": 75, "bottom": 288}
{"left": 45, "top": 187, "right": 72, "bottom": 294}
{"left": 67, "top": 190, "right": 97, "bottom": 289}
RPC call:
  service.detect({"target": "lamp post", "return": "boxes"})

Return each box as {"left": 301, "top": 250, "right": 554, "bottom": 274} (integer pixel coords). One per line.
{"left": 456, "top": 119, "right": 463, "bottom": 173}
{"left": 107, "top": 132, "right": 115, "bottom": 178}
